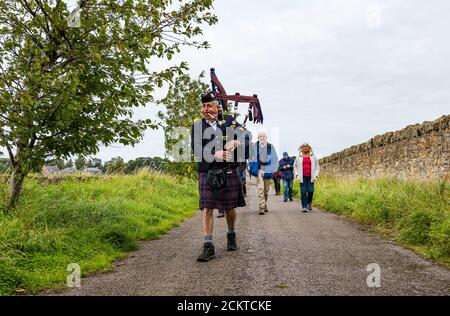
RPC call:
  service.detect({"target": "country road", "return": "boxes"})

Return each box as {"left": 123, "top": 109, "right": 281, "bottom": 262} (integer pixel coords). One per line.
{"left": 44, "top": 179, "right": 450, "bottom": 296}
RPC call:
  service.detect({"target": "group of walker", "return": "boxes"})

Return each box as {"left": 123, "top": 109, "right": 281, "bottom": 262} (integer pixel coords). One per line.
{"left": 191, "top": 91, "right": 320, "bottom": 262}
{"left": 251, "top": 132, "right": 320, "bottom": 214}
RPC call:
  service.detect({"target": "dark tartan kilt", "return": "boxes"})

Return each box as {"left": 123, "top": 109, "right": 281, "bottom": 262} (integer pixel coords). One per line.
{"left": 198, "top": 168, "right": 246, "bottom": 210}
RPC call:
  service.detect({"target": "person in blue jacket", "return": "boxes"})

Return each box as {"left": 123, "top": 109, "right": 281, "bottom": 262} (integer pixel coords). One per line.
{"left": 249, "top": 131, "right": 278, "bottom": 215}
{"left": 278, "top": 152, "right": 294, "bottom": 202}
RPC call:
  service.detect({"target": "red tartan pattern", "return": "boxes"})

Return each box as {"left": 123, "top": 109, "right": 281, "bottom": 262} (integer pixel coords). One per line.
{"left": 198, "top": 169, "right": 246, "bottom": 210}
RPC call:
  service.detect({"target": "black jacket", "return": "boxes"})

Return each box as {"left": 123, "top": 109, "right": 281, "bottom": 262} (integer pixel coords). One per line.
{"left": 191, "top": 115, "right": 251, "bottom": 173}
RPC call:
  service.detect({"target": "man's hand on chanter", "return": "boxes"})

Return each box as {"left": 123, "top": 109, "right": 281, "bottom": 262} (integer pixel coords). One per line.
{"left": 214, "top": 150, "right": 233, "bottom": 161}
{"left": 224, "top": 140, "right": 241, "bottom": 151}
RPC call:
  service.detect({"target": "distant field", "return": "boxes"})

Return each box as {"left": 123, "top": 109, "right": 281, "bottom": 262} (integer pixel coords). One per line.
{"left": 0, "top": 171, "right": 198, "bottom": 296}
{"left": 293, "top": 175, "right": 450, "bottom": 267}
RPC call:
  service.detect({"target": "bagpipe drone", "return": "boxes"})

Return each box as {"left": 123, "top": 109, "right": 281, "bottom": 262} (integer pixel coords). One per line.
{"left": 209, "top": 68, "right": 264, "bottom": 131}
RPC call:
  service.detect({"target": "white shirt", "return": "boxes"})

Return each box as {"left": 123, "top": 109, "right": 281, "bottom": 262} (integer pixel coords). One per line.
{"left": 206, "top": 120, "right": 217, "bottom": 131}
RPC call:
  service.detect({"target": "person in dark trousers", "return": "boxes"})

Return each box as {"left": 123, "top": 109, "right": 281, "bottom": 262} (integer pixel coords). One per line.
{"left": 294, "top": 143, "right": 320, "bottom": 212}
{"left": 279, "top": 152, "right": 294, "bottom": 202}
{"left": 239, "top": 162, "right": 247, "bottom": 197}
{"left": 273, "top": 170, "right": 282, "bottom": 195}
{"left": 191, "top": 92, "right": 251, "bottom": 262}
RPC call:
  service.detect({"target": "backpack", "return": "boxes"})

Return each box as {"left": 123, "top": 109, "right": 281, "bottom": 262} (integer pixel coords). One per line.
{"left": 249, "top": 161, "right": 259, "bottom": 177}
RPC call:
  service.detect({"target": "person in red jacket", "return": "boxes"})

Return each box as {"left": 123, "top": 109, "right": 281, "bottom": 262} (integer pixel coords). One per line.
{"left": 294, "top": 143, "right": 320, "bottom": 212}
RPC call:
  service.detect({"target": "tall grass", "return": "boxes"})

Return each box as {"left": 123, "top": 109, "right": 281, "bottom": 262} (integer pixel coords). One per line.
{"left": 0, "top": 171, "right": 198, "bottom": 296}
{"left": 294, "top": 175, "right": 450, "bottom": 266}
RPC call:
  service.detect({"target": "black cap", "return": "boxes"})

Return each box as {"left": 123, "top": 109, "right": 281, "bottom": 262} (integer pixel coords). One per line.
{"left": 201, "top": 91, "right": 218, "bottom": 104}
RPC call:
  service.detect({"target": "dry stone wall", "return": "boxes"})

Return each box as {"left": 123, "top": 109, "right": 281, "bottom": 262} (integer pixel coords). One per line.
{"left": 319, "top": 115, "right": 450, "bottom": 181}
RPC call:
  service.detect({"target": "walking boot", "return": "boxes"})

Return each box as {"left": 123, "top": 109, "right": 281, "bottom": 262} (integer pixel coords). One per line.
{"left": 307, "top": 203, "right": 312, "bottom": 211}
{"left": 197, "top": 243, "right": 215, "bottom": 262}
{"left": 227, "top": 232, "right": 237, "bottom": 251}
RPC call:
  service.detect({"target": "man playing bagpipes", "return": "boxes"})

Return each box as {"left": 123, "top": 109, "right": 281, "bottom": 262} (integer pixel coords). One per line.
{"left": 190, "top": 69, "right": 263, "bottom": 262}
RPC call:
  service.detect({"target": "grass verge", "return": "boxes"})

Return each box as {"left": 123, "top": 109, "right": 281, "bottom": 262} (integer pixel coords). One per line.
{"left": 0, "top": 171, "right": 198, "bottom": 296}
{"left": 293, "top": 175, "right": 449, "bottom": 267}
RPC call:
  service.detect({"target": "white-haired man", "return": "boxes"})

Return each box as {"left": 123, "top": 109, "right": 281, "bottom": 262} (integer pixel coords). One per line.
{"left": 252, "top": 131, "right": 278, "bottom": 215}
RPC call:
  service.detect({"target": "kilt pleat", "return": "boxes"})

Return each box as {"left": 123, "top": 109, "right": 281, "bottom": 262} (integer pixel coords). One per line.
{"left": 198, "top": 169, "right": 246, "bottom": 210}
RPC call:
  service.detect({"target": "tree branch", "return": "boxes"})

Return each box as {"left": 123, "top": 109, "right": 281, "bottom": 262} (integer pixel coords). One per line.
{"left": 34, "top": 0, "right": 73, "bottom": 50}
{"left": 0, "top": 9, "right": 45, "bottom": 50}
{"left": 83, "top": 1, "right": 200, "bottom": 51}
{"left": 35, "top": 129, "right": 64, "bottom": 141}
{"left": 55, "top": 54, "right": 81, "bottom": 69}
{"left": 5, "top": 143, "right": 15, "bottom": 167}
{"left": 18, "top": 0, "right": 38, "bottom": 21}
{"left": 0, "top": 113, "right": 23, "bottom": 126}
{"left": 39, "top": 96, "right": 65, "bottom": 128}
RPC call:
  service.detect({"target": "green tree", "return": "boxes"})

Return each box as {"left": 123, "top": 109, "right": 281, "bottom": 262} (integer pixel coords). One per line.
{"left": 104, "top": 156, "right": 125, "bottom": 174}
{"left": 43, "top": 156, "right": 64, "bottom": 169}
{"left": 157, "top": 72, "right": 207, "bottom": 178}
{"left": 56, "top": 158, "right": 65, "bottom": 169}
{"left": 86, "top": 157, "right": 102, "bottom": 170}
{"left": 64, "top": 159, "right": 73, "bottom": 168}
{"left": 157, "top": 72, "right": 207, "bottom": 155}
{"left": 74, "top": 156, "right": 86, "bottom": 170}
{"left": 126, "top": 157, "right": 150, "bottom": 173}
{"left": 0, "top": 0, "right": 217, "bottom": 209}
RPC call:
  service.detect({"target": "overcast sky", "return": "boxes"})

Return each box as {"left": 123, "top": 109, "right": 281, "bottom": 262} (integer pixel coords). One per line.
{"left": 98, "top": 0, "right": 450, "bottom": 161}
{"left": 4, "top": 0, "right": 450, "bottom": 162}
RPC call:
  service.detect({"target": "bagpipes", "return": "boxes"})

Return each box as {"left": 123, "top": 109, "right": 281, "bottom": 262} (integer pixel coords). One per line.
{"left": 210, "top": 68, "right": 264, "bottom": 131}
